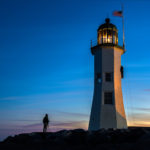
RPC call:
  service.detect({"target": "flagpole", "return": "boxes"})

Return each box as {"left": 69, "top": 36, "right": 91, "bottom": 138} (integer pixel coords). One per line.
{"left": 122, "top": 4, "right": 125, "bottom": 50}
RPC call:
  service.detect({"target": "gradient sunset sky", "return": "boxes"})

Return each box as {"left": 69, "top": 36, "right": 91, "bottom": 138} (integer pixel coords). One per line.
{"left": 0, "top": 0, "right": 150, "bottom": 141}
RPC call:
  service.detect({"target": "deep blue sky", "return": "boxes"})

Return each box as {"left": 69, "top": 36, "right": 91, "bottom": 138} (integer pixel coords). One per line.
{"left": 0, "top": 0, "right": 150, "bottom": 140}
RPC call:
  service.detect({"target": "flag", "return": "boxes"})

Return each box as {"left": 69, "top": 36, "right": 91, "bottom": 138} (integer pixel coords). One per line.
{"left": 113, "top": 11, "right": 123, "bottom": 17}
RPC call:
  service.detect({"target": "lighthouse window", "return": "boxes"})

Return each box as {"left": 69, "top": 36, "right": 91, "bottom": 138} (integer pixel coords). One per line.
{"left": 104, "top": 92, "right": 113, "bottom": 104}
{"left": 103, "top": 29, "right": 107, "bottom": 43}
{"left": 105, "top": 73, "right": 112, "bottom": 82}
{"left": 107, "top": 29, "right": 112, "bottom": 43}
{"left": 96, "top": 73, "right": 101, "bottom": 83}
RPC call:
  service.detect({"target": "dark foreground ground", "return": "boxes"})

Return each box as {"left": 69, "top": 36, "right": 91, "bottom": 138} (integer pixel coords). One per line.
{"left": 1, "top": 127, "right": 150, "bottom": 150}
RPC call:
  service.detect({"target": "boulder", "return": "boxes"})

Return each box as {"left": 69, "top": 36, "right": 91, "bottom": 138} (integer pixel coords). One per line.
{"left": 1, "top": 127, "right": 150, "bottom": 150}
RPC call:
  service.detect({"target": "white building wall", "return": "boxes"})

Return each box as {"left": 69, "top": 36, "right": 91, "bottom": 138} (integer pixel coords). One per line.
{"left": 88, "top": 48, "right": 102, "bottom": 130}
{"left": 89, "top": 45, "right": 127, "bottom": 130}
{"left": 114, "top": 47, "right": 127, "bottom": 128}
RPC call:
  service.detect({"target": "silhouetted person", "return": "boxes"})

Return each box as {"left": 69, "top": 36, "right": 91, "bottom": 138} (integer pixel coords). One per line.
{"left": 43, "top": 114, "right": 49, "bottom": 133}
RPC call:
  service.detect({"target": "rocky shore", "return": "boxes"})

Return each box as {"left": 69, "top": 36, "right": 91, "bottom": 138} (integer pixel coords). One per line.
{"left": 1, "top": 127, "right": 150, "bottom": 150}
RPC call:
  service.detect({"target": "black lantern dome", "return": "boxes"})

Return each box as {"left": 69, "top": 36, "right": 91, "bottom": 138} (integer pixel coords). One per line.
{"left": 97, "top": 18, "right": 118, "bottom": 45}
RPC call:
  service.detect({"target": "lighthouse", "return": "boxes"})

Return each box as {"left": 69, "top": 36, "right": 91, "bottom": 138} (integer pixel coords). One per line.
{"left": 88, "top": 18, "right": 127, "bottom": 130}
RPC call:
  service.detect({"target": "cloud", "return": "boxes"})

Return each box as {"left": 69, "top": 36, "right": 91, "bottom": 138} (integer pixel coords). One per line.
{"left": 0, "top": 96, "right": 23, "bottom": 101}
{"left": 51, "top": 120, "right": 87, "bottom": 127}
{"left": 128, "top": 107, "right": 150, "bottom": 113}
{"left": 23, "top": 123, "right": 42, "bottom": 128}
{"left": 144, "top": 89, "right": 150, "bottom": 92}
{"left": 128, "top": 120, "right": 150, "bottom": 127}
{"left": 0, "top": 89, "right": 92, "bottom": 102}
{"left": 126, "top": 64, "right": 150, "bottom": 68}
{"left": 56, "top": 111, "right": 89, "bottom": 118}
{"left": 60, "top": 77, "right": 93, "bottom": 87}
{"left": 132, "top": 120, "right": 150, "bottom": 127}
{"left": 133, "top": 107, "right": 150, "bottom": 112}
{"left": 127, "top": 108, "right": 150, "bottom": 127}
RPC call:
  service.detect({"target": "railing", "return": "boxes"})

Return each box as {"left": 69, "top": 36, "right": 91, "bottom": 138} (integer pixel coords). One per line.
{"left": 91, "top": 40, "right": 97, "bottom": 47}
{"left": 91, "top": 38, "right": 124, "bottom": 49}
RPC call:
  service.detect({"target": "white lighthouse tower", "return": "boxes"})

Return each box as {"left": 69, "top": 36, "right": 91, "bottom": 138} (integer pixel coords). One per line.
{"left": 88, "top": 18, "right": 127, "bottom": 130}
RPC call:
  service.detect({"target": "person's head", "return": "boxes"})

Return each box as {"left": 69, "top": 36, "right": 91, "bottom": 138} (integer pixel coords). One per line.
{"left": 45, "top": 114, "right": 48, "bottom": 117}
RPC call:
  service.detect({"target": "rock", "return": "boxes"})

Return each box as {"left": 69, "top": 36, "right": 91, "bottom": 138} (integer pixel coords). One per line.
{"left": 63, "top": 129, "right": 87, "bottom": 145}
{"left": 1, "top": 127, "right": 150, "bottom": 150}
{"left": 137, "top": 131, "right": 150, "bottom": 142}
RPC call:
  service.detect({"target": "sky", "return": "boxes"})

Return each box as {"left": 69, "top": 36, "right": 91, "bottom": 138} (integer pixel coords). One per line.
{"left": 0, "top": 0, "right": 150, "bottom": 141}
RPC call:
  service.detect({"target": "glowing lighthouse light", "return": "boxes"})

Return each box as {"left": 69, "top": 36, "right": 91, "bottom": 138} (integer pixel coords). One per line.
{"left": 97, "top": 18, "right": 118, "bottom": 45}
